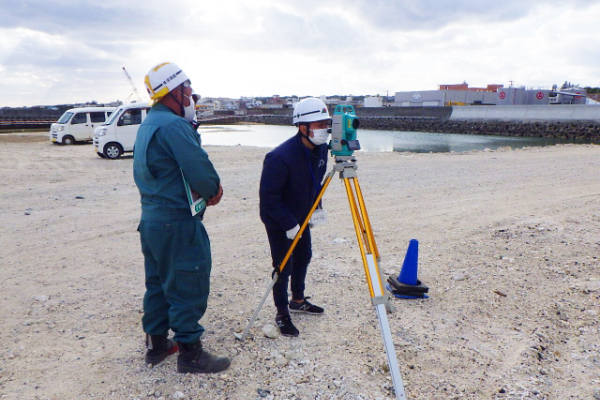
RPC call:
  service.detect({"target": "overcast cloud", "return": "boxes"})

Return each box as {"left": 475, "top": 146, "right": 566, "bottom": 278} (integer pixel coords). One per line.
{"left": 1, "top": 0, "right": 599, "bottom": 107}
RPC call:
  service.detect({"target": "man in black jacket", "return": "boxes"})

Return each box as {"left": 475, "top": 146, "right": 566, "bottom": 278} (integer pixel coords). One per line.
{"left": 259, "top": 98, "right": 331, "bottom": 337}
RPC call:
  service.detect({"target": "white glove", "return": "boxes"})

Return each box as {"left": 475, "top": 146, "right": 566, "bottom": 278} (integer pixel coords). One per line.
{"left": 286, "top": 224, "right": 300, "bottom": 240}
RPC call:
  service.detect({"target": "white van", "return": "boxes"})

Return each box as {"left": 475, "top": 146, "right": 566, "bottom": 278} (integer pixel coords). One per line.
{"left": 93, "top": 103, "right": 151, "bottom": 159}
{"left": 50, "top": 107, "right": 116, "bottom": 144}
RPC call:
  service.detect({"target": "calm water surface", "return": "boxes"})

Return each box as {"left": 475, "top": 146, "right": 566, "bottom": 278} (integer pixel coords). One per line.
{"left": 198, "top": 124, "right": 583, "bottom": 153}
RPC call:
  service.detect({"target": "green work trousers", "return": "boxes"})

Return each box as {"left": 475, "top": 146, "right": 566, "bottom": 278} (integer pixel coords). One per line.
{"left": 139, "top": 218, "right": 211, "bottom": 344}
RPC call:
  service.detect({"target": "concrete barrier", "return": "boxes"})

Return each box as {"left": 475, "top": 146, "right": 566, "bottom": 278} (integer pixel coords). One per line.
{"left": 450, "top": 105, "right": 600, "bottom": 122}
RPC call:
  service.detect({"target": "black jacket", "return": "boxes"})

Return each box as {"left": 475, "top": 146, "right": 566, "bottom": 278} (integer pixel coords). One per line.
{"left": 259, "top": 134, "right": 328, "bottom": 231}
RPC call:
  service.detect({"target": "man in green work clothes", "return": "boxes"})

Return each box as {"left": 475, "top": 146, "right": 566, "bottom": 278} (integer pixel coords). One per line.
{"left": 133, "top": 62, "right": 229, "bottom": 374}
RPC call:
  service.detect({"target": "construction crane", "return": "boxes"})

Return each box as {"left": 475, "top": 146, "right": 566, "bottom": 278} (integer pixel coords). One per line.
{"left": 122, "top": 67, "right": 143, "bottom": 103}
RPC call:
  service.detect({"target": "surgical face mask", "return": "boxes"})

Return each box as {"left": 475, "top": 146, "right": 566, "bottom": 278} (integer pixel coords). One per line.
{"left": 309, "top": 128, "right": 330, "bottom": 146}
{"left": 183, "top": 94, "right": 196, "bottom": 122}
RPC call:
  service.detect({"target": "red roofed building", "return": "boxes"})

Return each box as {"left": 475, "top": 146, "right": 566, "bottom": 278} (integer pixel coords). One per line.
{"left": 439, "top": 83, "right": 503, "bottom": 92}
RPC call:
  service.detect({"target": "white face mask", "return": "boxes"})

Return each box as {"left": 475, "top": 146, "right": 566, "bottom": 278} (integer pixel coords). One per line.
{"left": 309, "top": 128, "right": 330, "bottom": 146}
{"left": 183, "top": 94, "right": 196, "bottom": 122}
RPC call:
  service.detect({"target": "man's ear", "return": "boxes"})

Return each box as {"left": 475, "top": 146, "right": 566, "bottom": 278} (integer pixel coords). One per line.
{"left": 299, "top": 124, "right": 308, "bottom": 135}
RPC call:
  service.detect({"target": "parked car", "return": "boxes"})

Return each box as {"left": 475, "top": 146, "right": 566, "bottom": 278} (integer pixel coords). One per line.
{"left": 93, "top": 103, "right": 151, "bottom": 159}
{"left": 49, "top": 107, "right": 116, "bottom": 144}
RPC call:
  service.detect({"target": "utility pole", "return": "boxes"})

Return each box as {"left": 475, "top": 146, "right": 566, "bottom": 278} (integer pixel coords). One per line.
{"left": 123, "top": 67, "right": 142, "bottom": 103}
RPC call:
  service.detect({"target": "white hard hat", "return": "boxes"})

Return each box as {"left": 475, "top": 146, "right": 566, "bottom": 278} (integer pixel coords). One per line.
{"left": 191, "top": 90, "right": 201, "bottom": 105}
{"left": 144, "top": 62, "right": 190, "bottom": 105}
{"left": 292, "top": 97, "right": 331, "bottom": 125}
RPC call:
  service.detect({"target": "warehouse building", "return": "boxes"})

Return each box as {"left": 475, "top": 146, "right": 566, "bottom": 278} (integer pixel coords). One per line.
{"left": 496, "top": 87, "right": 587, "bottom": 105}
{"left": 396, "top": 83, "right": 588, "bottom": 107}
{"left": 395, "top": 83, "right": 501, "bottom": 106}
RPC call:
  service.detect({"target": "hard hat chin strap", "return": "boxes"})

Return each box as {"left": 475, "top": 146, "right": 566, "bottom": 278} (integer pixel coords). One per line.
{"left": 168, "top": 86, "right": 186, "bottom": 117}
{"left": 298, "top": 123, "right": 310, "bottom": 138}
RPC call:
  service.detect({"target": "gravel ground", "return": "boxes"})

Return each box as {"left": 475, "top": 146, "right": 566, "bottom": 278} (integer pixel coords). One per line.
{"left": 0, "top": 131, "right": 599, "bottom": 400}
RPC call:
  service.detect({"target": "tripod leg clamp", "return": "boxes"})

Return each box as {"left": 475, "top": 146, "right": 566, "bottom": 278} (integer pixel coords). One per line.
{"left": 371, "top": 295, "right": 389, "bottom": 307}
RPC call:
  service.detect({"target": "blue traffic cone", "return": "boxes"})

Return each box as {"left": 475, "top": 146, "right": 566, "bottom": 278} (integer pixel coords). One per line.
{"left": 399, "top": 239, "right": 419, "bottom": 285}
{"left": 386, "top": 239, "right": 429, "bottom": 299}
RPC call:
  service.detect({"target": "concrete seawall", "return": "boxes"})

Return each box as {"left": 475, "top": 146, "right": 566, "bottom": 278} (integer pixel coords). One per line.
{"left": 450, "top": 105, "right": 600, "bottom": 122}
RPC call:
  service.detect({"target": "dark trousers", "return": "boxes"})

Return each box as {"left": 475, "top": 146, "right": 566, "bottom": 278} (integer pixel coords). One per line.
{"left": 266, "top": 226, "right": 312, "bottom": 316}
{"left": 139, "top": 219, "right": 212, "bottom": 344}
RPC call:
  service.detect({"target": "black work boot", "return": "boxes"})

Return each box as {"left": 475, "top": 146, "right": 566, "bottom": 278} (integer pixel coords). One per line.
{"left": 176, "top": 340, "right": 230, "bottom": 374}
{"left": 145, "top": 334, "right": 178, "bottom": 365}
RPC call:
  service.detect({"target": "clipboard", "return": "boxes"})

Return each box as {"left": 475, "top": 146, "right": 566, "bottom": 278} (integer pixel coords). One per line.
{"left": 181, "top": 170, "right": 207, "bottom": 216}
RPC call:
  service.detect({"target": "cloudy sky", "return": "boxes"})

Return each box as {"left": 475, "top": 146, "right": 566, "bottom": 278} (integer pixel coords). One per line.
{"left": 1, "top": 0, "right": 599, "bottom": 107}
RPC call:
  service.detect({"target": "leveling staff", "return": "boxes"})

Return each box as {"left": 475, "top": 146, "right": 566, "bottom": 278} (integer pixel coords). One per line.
{"left": 133, "top": 62, "right": 229, "bottom": 374}
{"left": 259, "top": 97, "right": 331, "bottom": 337}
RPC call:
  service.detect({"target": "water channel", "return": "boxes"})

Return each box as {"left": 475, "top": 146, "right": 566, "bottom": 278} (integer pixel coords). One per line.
{"left": 198, "top": 124, "right": 584, "bottom": 153}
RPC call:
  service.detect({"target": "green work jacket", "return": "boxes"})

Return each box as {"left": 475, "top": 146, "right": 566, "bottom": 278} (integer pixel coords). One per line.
{"left": 133, "top": 103, "right": 220, "bottom": 221}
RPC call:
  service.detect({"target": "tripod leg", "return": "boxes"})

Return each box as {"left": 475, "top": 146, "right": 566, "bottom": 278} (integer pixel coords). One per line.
{"left": 347, "top": 184, "right": 371, "bottom": 253}
{"left": 352, "top": 177, "right": 380, "bottom": 261}
{"left": 375, "top": 302, "right": 407, "bottom": 399}
{"left": 235, "top": 274, "right": 278, "bottom": 341}
{"left": 343, "top": 178, "right": 376, "bottom": 295}
{"left": 235, "top": 171, "right": 334, "bottom": 341}
{"left": 351, "top": 177, "right": 393, "bottom": 312}
{"left": 344, "top": 179, "right": 386, "bottom": 296}
{"left": 343, "top": 178, "right": 407, "bottom": 400}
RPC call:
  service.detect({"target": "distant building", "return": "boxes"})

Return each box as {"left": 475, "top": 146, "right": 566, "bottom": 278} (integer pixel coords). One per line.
{"left": 395, "top": 89, "right": 498, "bottom": 106}
{"left": 550, "top": 87, "right": 587, "bottom": 105}
{"left": 240, "top": 97, "right": 263, "bottom": 108}
{"left": 395, "top": 82, "right": 501, "bottom": 106}
{"left": 396, "top": 82, "right": 588, "bottom": 106}
{"left": 588, "top": 93, "right": 600, "bottom": 102}
{"left": 439, "top": 82, "right": 503, "bottom": 92}
{"left": 321, "top": 95, "right": 363, "bottom": 107}
{"left": 321, "top": 96, "right": 342, "bottom": 106}
{"left": 364, "top": 96, "right": 383, "bottom": 107}
{"left": 285, "top": 97, "right": 298, "bottom": 108}
{"left": 497, "top": 87, "right": 587, "bottom": 105}
{"left": 266, "top": 95, "right": 286, "bottom": 108}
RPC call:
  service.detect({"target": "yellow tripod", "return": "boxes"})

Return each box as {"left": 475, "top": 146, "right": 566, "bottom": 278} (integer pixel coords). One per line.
{"left": 236, "top": 155, "right": 407, "bottom": 400}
